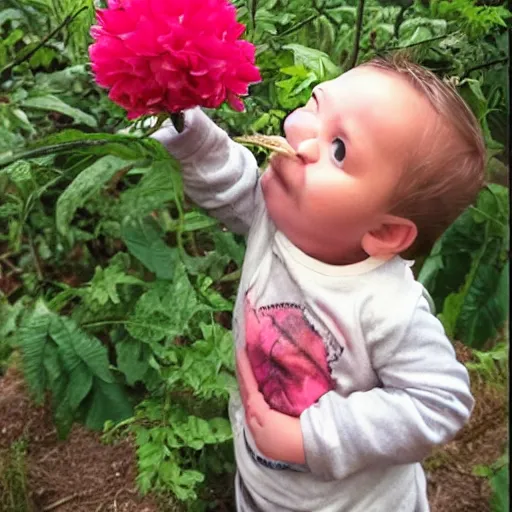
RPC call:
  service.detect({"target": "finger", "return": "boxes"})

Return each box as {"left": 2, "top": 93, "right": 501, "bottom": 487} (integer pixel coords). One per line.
{"left": 249, "top": 414, "right": 264, "bottom": 430}
{"left": 246, "top": 391, "right": 271, "bottom": 428}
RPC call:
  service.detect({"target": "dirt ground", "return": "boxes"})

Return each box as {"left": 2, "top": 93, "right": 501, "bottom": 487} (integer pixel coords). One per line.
{"left": 0, "top": 341, "right": 507, "bottom": 512}
{"left": 0, "top": 366, "right": 158, "bottom": 512}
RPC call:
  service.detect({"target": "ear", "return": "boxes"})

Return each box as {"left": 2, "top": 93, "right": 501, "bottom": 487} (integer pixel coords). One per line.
{"left": 361, "top": 215, "right": 417, "bottom": 257}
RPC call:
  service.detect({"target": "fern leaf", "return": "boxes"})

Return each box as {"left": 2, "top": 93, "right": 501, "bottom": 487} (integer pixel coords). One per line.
{"left": 49, "top": 315, "right": 114, "bottom": 382}
{"left": 18, "top": 301, "right": 53, "bottom": 404}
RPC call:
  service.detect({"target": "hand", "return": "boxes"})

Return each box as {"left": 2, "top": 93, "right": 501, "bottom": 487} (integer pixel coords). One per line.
{"left": 237, "top": 349, "right": 306, "bottom": 465}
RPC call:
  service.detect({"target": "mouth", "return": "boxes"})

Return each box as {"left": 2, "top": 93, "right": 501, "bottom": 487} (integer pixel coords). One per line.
{"left": 267, "top": 162, "right": 292, "bottom": 194}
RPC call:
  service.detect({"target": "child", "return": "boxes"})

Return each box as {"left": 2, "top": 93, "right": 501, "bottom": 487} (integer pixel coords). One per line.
{"left": 152, "top": 55, "right": 484, "bottom": 511}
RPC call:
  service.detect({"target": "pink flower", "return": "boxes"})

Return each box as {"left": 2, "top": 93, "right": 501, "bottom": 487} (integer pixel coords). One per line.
{"left": 89, "top": 0, "right": 262, "bottom": 119}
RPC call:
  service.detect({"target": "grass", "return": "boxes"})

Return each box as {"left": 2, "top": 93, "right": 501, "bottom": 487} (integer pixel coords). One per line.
{"left": 0, "top": 439, "right": 32, "bottom": 512}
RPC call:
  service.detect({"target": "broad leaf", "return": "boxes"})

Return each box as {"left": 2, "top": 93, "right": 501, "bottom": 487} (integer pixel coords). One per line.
{"left": 83, "top": 378, "right": 133, "bottom": 430}
{"left": 121, "top": 216, "right": 177, "bottom": 280}
{"left": 456, "top": 262, "right": 509, "bottom": 348}
{"left": 118, "top": 161, "right": 178, "bottom": 217}
{"left": 21, "top": 95, "right": 98, "bottom": 128}
{"left": 282, "top": 44, "right": 340, "bottom": 79}
{"left": 490, "top": 464, "right": 509, "bottom": 512}
{"left": 56, "top": 155, "right": 132, "bottom": 235}
{"left": 49, "top": 315, "right": 114, "bottom": 382}
{"left": 116, "top": 338, "right": 151, "bottom": 386}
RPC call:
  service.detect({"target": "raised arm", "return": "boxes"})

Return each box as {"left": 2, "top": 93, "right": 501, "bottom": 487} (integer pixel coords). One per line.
{"left": 152, "top": 108, "right": 262, "bottom": 235}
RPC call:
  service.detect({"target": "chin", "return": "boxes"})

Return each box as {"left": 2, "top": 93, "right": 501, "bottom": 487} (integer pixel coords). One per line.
{"left": 262, "top": 182, "right": 290, "bottom": 230}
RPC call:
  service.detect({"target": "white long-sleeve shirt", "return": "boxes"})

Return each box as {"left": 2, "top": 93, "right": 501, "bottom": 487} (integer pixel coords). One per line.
{"left": 153, "top": 108, "right": 474, "bottom": 512}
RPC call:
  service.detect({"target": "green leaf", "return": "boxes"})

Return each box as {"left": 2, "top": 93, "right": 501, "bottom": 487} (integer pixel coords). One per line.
{"left": 212, "top": 231, "right": 245, "bottom": 267}
{"left": 0, "top": 298, "right": 25, "bottom": 340}
{"left": 116, "top": 338, "right": 151, "bottom": 386}
{"left": 438, "top": 291, "right": 465, "bottom": 339}
{"left": 399, "top": 26, "right": 434, "bottom": 47}
{"left": 18, "top": 300, "right": 53, "bottom": 404}
{"left": 418, "top": 240, "right": 443, "bottom": 290}
{"left": 472, "top": 464, "right": 493, "bottom": 477}
{"left": 121, "top": 216, "right": 177, "bottom": 280}
{"left": 49, "top": 315, "right": 114, "bottom": 383}
{"left": 197, "top": 275, "right": 233, "bottom": 311}
{"left": 118, "top": 162, "right": 178, "bottom": 217}
{"left": 0, "top": 202, "right": 21, "bottom": 218}
{"left": 0, "top": 128, "right": 24, "bottom": 153}
{"left": 282, "top": 44, "right": 340, "bottom": 79}
{"left": 490, "top": 464, "right": 509, "bottom": 512}
{"left": 200, "top": 322, "right": 234, "bottom": 371}
{"left": 20, "top": 95, "right": 98, "bottom": 128}
{"left": 56, "top": 155, "right": 132, "bottom": 235}
{"left": 456, "top": 262, "right": 509, "bottom": 348}
{"left": 67, "top": 362, "right": 93, "bottom": 410}
{"left": 29, "top": 47, "right": 59, "bottom": 69}
{"left": 83, "top": 378, "right": 133, "bottom": 430}
{"left": 127, "top": 264, "right": 199, "bottom": 343}
{"left": 181, "top": 211, "right": 218, "bottom": 232}
{"left": 87, "top": 254, "right": 145, "bottom": 306}
{"left": 0, "top": 8, "right": 25, "bottom": 26}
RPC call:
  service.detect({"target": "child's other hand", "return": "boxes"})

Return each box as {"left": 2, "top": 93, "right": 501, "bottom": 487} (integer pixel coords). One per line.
{"left": 237, "top": 349, "right": 306, "bottom": 465}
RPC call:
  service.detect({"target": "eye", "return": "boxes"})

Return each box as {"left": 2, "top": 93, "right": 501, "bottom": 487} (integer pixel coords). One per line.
{"left": 331, "top": 137, "right": 346, "bottom": 165}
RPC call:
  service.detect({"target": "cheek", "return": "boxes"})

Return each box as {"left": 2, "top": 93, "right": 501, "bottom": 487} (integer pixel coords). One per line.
{"left": 301, "top": 176, "right": 372, "bottom": 225}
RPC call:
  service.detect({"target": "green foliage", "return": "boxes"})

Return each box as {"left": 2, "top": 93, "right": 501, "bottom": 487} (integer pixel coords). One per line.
{"left": 473, "top": 450, "right": 509, "bottom": 512}
{"left": 104, "top": 321, "right": 236, "bottom": 505}
{"left": 18, "top": 300, "right": 133, "bottom": 437}
{"left": 465, "top": 341, "right": 508, "bottom": 387}
{"left": 419, "top": 184, "right": 509, "bottom": 348}
{"left": 0, "top": 0, "right": 509, "bottom": 506}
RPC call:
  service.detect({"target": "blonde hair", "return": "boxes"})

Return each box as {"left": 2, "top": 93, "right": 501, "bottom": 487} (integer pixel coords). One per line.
{"left": 361, "top": 53, "right": 486, "bottom": 257}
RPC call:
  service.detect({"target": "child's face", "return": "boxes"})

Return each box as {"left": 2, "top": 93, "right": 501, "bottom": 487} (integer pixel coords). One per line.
{"left": 260, "top": 65, "right": 434, "bottom": 264}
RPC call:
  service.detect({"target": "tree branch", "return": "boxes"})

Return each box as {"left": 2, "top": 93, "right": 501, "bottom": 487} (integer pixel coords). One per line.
{"left": 0, "top": 6, "right": 89, "bottom": 83}
{"left": 277, "top": 14, "right": 317, "bottom": 39}
{"left": 250, "top": 0, "right": 258, "bottom": 39}
{"left": 394, "top": 4, "right": 411, "bottom": 39}
{"left": 463, "top": 57, "right": 509, "bottom": 78}
{"left": 385, "top": 32, "right": 456, "bottom": 52}
{"left": 345, "top": 0, "right": 366, "bottom": 70}
{"left": 0, "top": 140, "right": 109, "bottom": 169}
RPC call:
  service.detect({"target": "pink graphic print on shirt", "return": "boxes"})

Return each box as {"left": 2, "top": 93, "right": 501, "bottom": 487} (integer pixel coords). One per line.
{"left": 244, "top": 298, "right": 336, "bottom": 417}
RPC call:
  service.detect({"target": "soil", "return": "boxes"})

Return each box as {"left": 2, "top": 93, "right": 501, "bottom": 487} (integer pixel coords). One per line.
{"left": 0, "top": 341, "right": 508, "bottom": 512}
{"left": 0, "top": 366, "right": 158, "bottom": 512}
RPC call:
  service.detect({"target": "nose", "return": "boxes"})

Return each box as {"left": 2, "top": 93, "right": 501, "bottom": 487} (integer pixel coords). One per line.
{"left": 283, "top": 109, "right": 319, "bottom": 150}
{"left": 296, "top": 138, "right": 320, "bottom": 163}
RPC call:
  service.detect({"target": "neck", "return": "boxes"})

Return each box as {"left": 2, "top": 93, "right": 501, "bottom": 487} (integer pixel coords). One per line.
{"left": 293, "top": 238, "right": 369, "bottom": 266}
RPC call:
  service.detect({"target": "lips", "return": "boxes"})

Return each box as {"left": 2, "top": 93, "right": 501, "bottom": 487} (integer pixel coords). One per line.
{"left": 267, "top": 152, "right": 305, "bottom": 195}
{"left": 244, "top": 299, "right": 335, "bottom": 417}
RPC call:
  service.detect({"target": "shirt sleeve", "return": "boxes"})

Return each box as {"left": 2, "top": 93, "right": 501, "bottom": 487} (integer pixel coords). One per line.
{"left": 152, "top": 108, "right": 262, "bottom": 235}
{"left": 300, "top": 295, "right": 475, "bottom": 480}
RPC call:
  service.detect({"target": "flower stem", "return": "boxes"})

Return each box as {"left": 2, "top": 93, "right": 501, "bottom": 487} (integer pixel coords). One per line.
{"left": 170, "top": 112, "right": 185, "bottom": 133}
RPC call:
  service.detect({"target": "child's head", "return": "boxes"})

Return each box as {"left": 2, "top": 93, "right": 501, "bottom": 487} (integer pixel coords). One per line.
{"left": 362, "top": 55, "right": 486, "bottom": 257}
{"left": 261, "top": 54, "right": 485, "bottom": 265}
